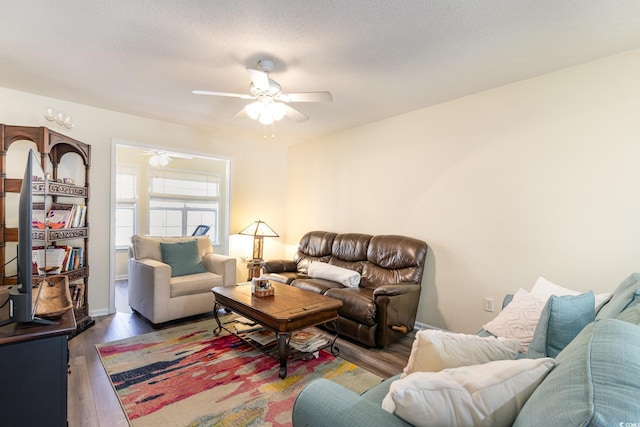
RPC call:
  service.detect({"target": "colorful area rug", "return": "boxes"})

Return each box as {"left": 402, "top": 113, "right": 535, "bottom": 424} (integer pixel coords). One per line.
{"left": 96, "top": 318, "right": 382, "bottom": 427}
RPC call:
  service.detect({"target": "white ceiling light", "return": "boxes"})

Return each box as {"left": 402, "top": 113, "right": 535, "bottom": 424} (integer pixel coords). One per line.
{"left": 194, "top": 59, "right": 333, "bottom": 131}
{"left": 246, "top": 97, "right": 288, "bottom": 126}
{"left": 148, "top": 152, "right": 171, "bottom": 167}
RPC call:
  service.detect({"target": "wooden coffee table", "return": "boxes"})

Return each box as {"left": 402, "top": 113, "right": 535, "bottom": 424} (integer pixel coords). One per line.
{"left": 211, "top": 282, "right": 342, "bottom": 378}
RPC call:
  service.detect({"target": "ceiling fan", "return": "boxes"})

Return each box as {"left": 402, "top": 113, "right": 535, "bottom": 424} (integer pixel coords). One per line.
{"left": 192, "top": 59, "right": 332, "bottom": 125}
{"left": 141, "top": 150, "right": 193, "bottom": 167}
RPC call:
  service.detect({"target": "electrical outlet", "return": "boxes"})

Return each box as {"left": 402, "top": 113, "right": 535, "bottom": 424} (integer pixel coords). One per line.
{"left": 484, "top": 297, "right": 494, "bottom": 312}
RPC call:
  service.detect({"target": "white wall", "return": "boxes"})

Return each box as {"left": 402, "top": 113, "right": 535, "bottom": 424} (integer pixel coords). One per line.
{"left": 4, "top": 48, "right": 640, "bottom": 331}
{"left": 0, "top": 87, "right": 289, "bottom": 316}
{"left": 286, "top": 49, "right": 640, "bottom": 333}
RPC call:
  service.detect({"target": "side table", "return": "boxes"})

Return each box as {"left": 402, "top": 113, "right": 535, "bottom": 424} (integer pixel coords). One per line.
{"left": 246, "top": 259, "right": 263, "bottom": 281}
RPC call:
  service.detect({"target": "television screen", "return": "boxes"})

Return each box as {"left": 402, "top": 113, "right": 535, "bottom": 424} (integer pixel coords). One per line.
{"left": 0, "top": 149, "right": 53, "bottom": 326}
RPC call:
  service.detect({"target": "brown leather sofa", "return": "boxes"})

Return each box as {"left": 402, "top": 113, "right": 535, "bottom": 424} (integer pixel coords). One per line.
{"left": 262, "top": 231, "right": 428, "bottom": 347}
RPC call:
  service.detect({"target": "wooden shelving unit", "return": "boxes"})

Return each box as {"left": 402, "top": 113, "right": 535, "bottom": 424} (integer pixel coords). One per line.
{"left": 0, "top": 124, "right": 93, "bottom": 334}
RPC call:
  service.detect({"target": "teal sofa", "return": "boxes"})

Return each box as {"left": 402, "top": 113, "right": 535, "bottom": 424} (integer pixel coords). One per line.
{"left": 292, "top": 274, "right": 640, "bottom": 426}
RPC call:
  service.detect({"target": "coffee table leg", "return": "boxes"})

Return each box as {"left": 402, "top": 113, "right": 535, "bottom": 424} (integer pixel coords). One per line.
{"left": 330, "top": 319, "right": 340, "bottom": 356}
{"left": 277, "top": 332, "right": 288, "bottom": 379}
{"left": 213, "top": 302, "right": 223, "bottom": 336}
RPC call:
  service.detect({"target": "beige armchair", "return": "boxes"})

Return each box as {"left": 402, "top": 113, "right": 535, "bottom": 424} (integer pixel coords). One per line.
{"left": 128, "top": 235, "right": 236, "bottom": 324}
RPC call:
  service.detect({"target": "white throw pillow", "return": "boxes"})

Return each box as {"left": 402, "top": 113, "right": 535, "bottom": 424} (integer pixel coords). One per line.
{"left": 401, "top": 329, "right": 519, "bottom": 378}
{"left": 530, "top": 276, "right": 611, "bottom": 311}
{"left": 382, "top": 358, "right": 556, "bottom": 427}
{"left": 307, "top": 262, "right": 361, "bottom": 287}
{"left": 482, "top": 289, "right": 545, "bottom": 353}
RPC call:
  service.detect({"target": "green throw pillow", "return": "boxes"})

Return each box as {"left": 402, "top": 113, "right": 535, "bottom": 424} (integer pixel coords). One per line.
{"left": 160, "top": 240, "right": 207, "bottom": 277}
{"left": 528, "top": 291, "right": 595, "bottom": 359}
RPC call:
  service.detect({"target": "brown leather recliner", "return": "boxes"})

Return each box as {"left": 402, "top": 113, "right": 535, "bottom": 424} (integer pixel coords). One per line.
{"left": 262, "top": 231, "right": 428, "bottom": 347}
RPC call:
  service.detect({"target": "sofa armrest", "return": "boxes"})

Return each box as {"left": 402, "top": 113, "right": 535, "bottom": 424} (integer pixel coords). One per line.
{"left": 262, "top": 259, "right": 298, "bottom": 274}
{"left": 374, "top": 285, "right": 422, "bottom": 344}
{"left": 128, "top": 258, "right": 172, "bottom": 318}
{"left": 292, "top": 379, "right": 411, "bottom": 427}
{"left": 202, "top": 253, "right": 237, "bottom": 287}
{"left": 503, "top": 293, "right": 514, "bottom": 308}
{"left": 129, "top": 257, "right": 171, "bottom": 294}
{"left": 373, "top": 283, "right": 421, "bottom": 297}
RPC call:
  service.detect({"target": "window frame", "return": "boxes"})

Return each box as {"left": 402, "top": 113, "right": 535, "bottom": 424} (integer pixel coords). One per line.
{"left": 115, "top": 164, "right": 139, "bottom": 249}
{"left": 147, "top": 168, "right": 221, "bottom": 243}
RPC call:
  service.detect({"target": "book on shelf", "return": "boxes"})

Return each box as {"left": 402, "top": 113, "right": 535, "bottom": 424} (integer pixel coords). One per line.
{"left": 32, "top": 247, "right": 67, "bottom": 275}
{"left": 45, "top": 203, "right": 87, "bottom": 229}
{"left": 31, "top": 245, "right": 84, "bottom": 275}
{"left": 78, "top": 205, "right": 87, "bottom": 227}
{"left": 73, "top": 283, "right": 85, "bottom": 309}
{"left": 71, "top": 205, "right": 86, "bottom": 228}
{"left": 46, "top": 207, "right": 72, "bottom": 229}
{"left": 71, "top": 247, "right": 83, "bottom": 270}
{"left": 56, "top": 245, "right": 73, "bottom": 272}
{"left": 71, "top": 285, "right": 80, "bottom": 307}
{"left": 32, "top": 210, "right": 46, "bottom": 229}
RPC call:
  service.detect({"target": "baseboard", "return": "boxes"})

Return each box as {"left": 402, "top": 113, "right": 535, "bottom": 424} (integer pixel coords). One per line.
{"left": 414, "top": 321, "right": 444, "bottom": 331}
{"left": 90, "top": 308, "right": 110, "bottom": 317}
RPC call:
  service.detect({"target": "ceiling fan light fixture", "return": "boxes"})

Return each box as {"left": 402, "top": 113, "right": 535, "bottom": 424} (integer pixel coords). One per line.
{"left": 193, "top": 59, "right": 332, "bottom": 131}
{"left": 259, "top": 110, "right": 274, "bottom": 125}
{"left": 148, "top": 151, "right": 172, "bottom": 167}
{"left": 159, "top": 154, "right": 170, "bottom": 166}
{"left": 270, "top": 102, "right": 286, "bottom": 121}
{"left": 245, "top": 101, "right": 264, "bottom": 120}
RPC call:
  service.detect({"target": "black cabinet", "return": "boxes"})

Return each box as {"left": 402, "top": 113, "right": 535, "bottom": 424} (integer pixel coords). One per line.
{"left": 0, "top": 310, "right": 75, "bottom": 426}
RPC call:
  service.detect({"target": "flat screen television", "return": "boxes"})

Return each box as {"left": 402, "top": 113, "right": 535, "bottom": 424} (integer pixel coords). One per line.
{"left": 0, "top": 149, "right": 54, "bottom": 326}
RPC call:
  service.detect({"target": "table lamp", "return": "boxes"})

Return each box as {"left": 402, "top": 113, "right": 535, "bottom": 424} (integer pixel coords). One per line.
{"left": 239, "top": 220, "right": 279, "bottom": 261}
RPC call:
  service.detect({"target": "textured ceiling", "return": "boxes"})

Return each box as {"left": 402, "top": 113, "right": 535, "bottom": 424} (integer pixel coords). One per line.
{"left": 1, "top": 1, "right": 640, "bottom": 144}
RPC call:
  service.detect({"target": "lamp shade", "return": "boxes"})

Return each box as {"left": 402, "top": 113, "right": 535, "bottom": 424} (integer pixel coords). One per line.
{"left": 239, "top": 220, "right": 279, "bottom": 238}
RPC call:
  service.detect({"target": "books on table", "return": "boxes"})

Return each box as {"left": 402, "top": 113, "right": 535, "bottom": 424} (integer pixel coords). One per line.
{"left": 289, "top": 329, "right": 328, "bottom": 352}
{"left": 242, "top": 327, "right": 328, "bottom": 351}
{"left": 234, "top": 316, "right": 261, "bottom": 333}
{"left": 246, "top": 329, "right": 277, "bottom": 346}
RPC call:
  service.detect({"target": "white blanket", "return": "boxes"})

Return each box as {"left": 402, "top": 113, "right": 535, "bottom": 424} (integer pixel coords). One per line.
{"left": 307, "top": 262, "right": 361, "bottom": 287}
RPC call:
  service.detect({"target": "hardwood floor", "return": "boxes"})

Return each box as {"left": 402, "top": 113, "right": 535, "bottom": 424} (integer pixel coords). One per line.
{"left": 67, "top": 301, "right": 414, "bottom": 426}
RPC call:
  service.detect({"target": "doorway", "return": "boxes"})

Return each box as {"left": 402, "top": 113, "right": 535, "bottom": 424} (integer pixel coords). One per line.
{"left": 111, "top": 142, "right": 231, "bottom": 313}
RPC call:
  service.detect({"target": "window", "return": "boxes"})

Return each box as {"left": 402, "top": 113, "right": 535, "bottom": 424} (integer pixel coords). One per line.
{"left": 115, "top": 165, "right": 138, "bottom": 248}
{"left": 148, "top": 169, "right": 220, "bottom": 243}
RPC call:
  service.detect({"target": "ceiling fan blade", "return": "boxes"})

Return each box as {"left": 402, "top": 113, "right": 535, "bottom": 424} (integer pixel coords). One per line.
{"left": 246, "top": 68, "right": 270, "bottom": 91}
{"left": 141, "top": 150, "right": 192, "bottom": 159}
{"left": 279, "top": 91, "right": 333, "bottom": 103}
{"left": 283, "top": 104, "right": 309, "bottom": 122}
{"left": 167, "top": 152, "right": 193, "bottom": 159}
{"left": 192, "top": 90, "right": 254, "bottom": 99}
{"left": 232, "top": 108, "right": 248, "bottom": 119}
